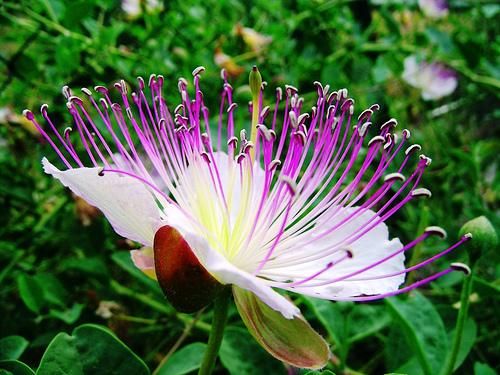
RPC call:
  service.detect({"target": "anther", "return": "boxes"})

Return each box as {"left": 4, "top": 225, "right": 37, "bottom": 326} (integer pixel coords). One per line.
{"left": 220, "top": 68, "right": 227, "bottom": 80}
{"left": 68, "top": 96, "right": 83, "bottom": 105}
{"left": 240, "top": 129, "right": 247, "bottom": 141}
{"left": 236, "top": 153, "right": 246, "bottom": 164}
{"left": 243, "top": 142, "right": 254, "bottom": 154}
{"left": 450, "top": 262, "right": 471, "bottom": 275}
{"left": 257, "top": 124, "right": 273, "bottom": 142}
{"left": 23, "top": 109, "right": 34, "bottom": 120}
{"left": 358, "top": 108, "right": 373, "bottom": 121}
{"left": 358, "top": 122, "right": 371, "bottom": 137}
{"left": 40, "top": 104, "right": 49, "bottom": 114}
{"left": 192, "top": 66, "right": 205, "bottom": 76}
{"left": 62, "top": 85, "right": 71, "bottom": 99}
{"left": 260, "top": 106, "right": 270, "bottom": 119}
{"left": 137, "top": 76, "right": 145, "bottom": 90}
{"left": 174, "top": 104, "right": 184, "bottom": 115}
{"left": 327, "top": 91, "right": 337, "bottom": 103}
{"left": 370, "top": 103, "right": 380, "bottom": 111}
{"left": 98, "top": 168, "right": 105, "bottom": 177}
{"left": 94, "top": 86, "right": 108, "bottom": 94}
{"left": 341, "top": 98, "right": 354, "bottom": 112}
{"left": 298, "top": 113, "right": 309, "bottom": 126}
{"left": 344, "top": 248, "right": 354, "bottom": 258}
{"left": 81, "top": 88, "right": 92, "bottom": 96}
{"left": 323, "top": 84, "right": 330, "bottom": 96}
{"left": 381, "top": 118, "right": 397, "bottom": 131}
{"left": 64, "top": 127, "right": 72, "bottom": 137}
{"left": 276, "top": 87, "right": 283, "bottom": 101}
{"left": 289, "top": 111, "right": 298, "bottom": 128}
{"left": 384, "top": 173, "right": 406, "bottom": 183}
{"left": 227, "top": 103, "right": 238, "bottom": 113}
{"left": 261, "top": 81, "right": 268, "bottom": 90}
{"left": 402, "top": 129, "right": 411, "bottom": 139}
{"left": 368, "top": 135, "right": 385, "bottom": 146}
{"left": 227, "top": 136, "right": 238, "bottom": 148}
{"left": 425, "top": 226, "right": 447, "bottom": 239}
{"left": 268, "top": 159, "right": 281, "bottom": 171}
{"left": 285, "top": 84, "right": 298, "bottom": 96}
{"left": 405, "top": 144, "right": 421, "bottom": 155}
{"left": 463, "top": 233, "right": 473, "bottom": 239}
{"left": 280, "top": 176, "right": 297, "bottom": 196}
{"left": 411, "top": 188, "right": 432, "bottom": 198}
{"left": 313, "top": 81, "right": 323, "bottom": 93}
{"left": 147, "top": 75, "right": 156, "bottom": 88}
{"left": 419, "top": 154, "right": 432, "bottom": 166}
{"left": 200, "top": 152, "right": 210, "bottom": 163}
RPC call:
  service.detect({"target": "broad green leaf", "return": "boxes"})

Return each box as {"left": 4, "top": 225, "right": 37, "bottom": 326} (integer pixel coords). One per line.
{"left": 111, "top": 252, "right": 162, "bottom": 296}
{"left": 451, "top": 318, "right": 477, "bottom": 371}
{"left": 303, "top": 370, "right": 336, "bottom": 375}
{"left": 0, "top": 360, "right": 35, "bottom": 375}
{"left": 386, "top": 292, "right": 449, "bottom": 375}
{"left": 156, "top": 343, "right": 206, "bottom": 375}
{"left": 36, "top": 324, "right": 149, "bottom": 375}
{"left": 302, "top": 297, "right": 349, "bottom": 346}
{"left": 219, "top": 327, "right": 283, "bottom": 375}
{"left": 48, "top": 303, "right": 84, "bottom": 325}
{"left": 348, "top": 304, "right": 391, "bottom": 343}
{"left": 17, "top": 275, "right": 45, "bottom": 314}
{"left": 34, "top": 274, "right": 68, "bottom": 308}
{"left": 233, "top": 287, "right": 330, "bottom": 369}
{"left": 0, "top": 336, "right": 29, "bottom": 361}
{"left": 474, "top": 362, "right": 496, "bottom": 375}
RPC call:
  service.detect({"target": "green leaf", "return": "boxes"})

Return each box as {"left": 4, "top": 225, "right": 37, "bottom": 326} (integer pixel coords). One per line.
{"left": 0, "top": 360, "right": 35, "bottom": 375}
{"left": 36, "top": 324, "right": 149, "bottom": 375}
{"left": 233, "top": 287, "right": 330, "bottom": 369}
{"left": 111, "top": 252, "right": 162, "bottom": 295}
{"left": 155, "top": 343, "right": 206, "bottom": 375}
{"left": 474, "top": 362, "right": 497, "bottom": 375}
{"left": 17, "top": 275, "right": 45, "bottom": 314}
{"left": 0, "top": 336, "right": 29, "bottom": 360}
{"left": 451, "top": 318, "right": 477, "bottom": 371}
{"left": 48, "top": 303, "right": 84, "bottom": 325}
{"left": 348, "top": 304, "right": 391, "bottom": 344}
{"left": 386, "top": 292, "right": 449, "bottom": 375}
{"left": 302, "top": 297, "right": 347, "bottom": 346}
{"left": 220, "top": 327, "right": 284, "bottom": 375}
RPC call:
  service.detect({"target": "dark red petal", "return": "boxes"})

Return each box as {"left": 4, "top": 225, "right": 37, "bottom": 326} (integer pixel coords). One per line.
{"left": 153, "top": 225, "right": 221, "bottom": 313}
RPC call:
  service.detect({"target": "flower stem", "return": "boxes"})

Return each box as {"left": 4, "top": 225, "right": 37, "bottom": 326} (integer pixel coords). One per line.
{"left": 441, "top": 268, "right": 474, "bottom": 375}
{"left": 198, "top": 287, "right": 231, "bottom": 375}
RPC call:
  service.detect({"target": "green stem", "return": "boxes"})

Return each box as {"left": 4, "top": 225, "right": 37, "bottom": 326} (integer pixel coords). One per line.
{"left": 441, "top": 270, "right": 474, "bottom": 375}
{"left": 198, "top": 287, "right": 231, "bottom": 375}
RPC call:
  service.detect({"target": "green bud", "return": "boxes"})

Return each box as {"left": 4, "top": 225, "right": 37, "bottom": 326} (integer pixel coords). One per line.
{"left": 249, "top": 65, "right": 262, "bottom": 99}
{"left": 459, "top": 216, "right": 498, "bottom": 263}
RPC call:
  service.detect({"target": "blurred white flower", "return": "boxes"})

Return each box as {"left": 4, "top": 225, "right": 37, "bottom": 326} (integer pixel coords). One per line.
{"left": 122, "top": 0, "right": 162, "bottom": 18}
{"left": 418, "top": 0, "right": 449, "bottom": 19}
{"left": 402, "top": 55, "right": 458, "bottom": 100}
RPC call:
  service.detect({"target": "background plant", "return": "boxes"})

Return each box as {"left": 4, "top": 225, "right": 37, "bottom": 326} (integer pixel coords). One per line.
{"left": 0, "top": 0, "right": 498, "bottom": 374}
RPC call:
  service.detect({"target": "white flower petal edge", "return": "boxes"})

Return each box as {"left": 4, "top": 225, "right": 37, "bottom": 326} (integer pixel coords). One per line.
{"left": 179, "top": 229, "right": 300, "bottom": 319}
{"left": 260, "top": 207, "right": 405, "bottom": 298}
{"left": 42, "top": 158, "right": 162, "bottom": 246}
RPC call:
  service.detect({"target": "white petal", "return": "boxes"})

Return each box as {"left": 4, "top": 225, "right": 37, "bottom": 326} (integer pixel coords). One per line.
{"left": 422, "top": 76, "right": 457, "bottom": 100}
{"left": 402, "top": 56, "right": 421, "bottom": 87}
{"left": 261, "top": 207, "right": 405, "bottom": 299}
{"left": 177, "top": 228, "right": 300, "bottom": 319}
{"left": 43, "top": 158, "right": 161, "bottom": 246}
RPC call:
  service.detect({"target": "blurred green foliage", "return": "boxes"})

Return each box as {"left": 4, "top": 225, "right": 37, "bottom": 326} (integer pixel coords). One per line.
{"left": 0, "top": 0, "right": 499, "bottom": 374}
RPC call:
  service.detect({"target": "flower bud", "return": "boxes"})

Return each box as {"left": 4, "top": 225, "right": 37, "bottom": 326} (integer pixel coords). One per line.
{"left": 249, "top": 65, "right": 262, "bottom": 99}
{"left": 154, "top": 225, "right": 222, "bottom": 313}
{"left": 459, "top": 216, "right": 498, "bottom": 263}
